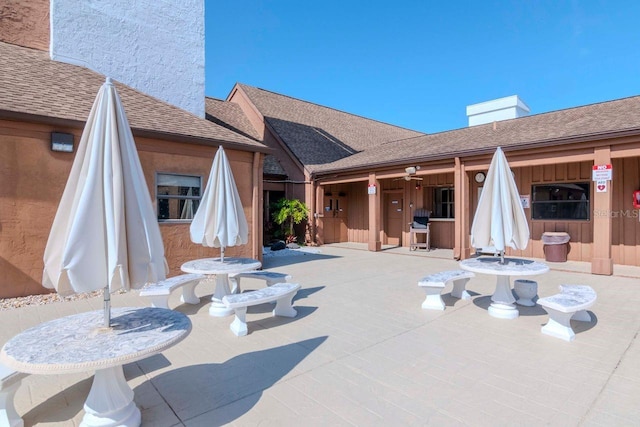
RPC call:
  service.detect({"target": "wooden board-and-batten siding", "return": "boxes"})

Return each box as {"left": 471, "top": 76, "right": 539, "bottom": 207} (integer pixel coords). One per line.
{"left": 318, "top": 159, "right": 640, "bottom": 266}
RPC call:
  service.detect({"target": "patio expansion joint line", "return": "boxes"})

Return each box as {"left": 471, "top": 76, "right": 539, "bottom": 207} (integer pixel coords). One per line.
{"left": 270, "top": 385, "right": 358, "bottom": 426}
{"left": 270, "top": 310, "right": 468, "bottom": 423}
{"left": 340, "top": 305, "right": 464, "bottom": 361}
{"left": 171, "top": 364, "right": 355, "bottom": 426}
{"left": 135, "top": 360, "right": 183, "bottom": 424}
{"left": 289, "top": 304, "right": 464, "bottom": 373}
{"left": 138, "top": 307, "right": 463, "bottom": 423}
{"left": 190, "top": 324, "right": 447, "bottom": 426}
{"left": 577, "top": 328, "right": 640, "bottom": 424}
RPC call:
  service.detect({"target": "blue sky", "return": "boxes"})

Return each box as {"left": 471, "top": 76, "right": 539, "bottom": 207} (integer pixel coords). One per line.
{"left": 205, "top": 1, "right": 640, "bottom": 134}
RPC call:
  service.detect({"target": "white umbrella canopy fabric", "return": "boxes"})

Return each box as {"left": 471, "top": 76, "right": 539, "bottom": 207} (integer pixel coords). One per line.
{"left": 471, "top": 147, "right": 529, "bottom": 261}
{"left": 43, "top": 78, "right": 168, "bottom": 321}
{"left": 190, "top": 146, "right": 248, "bottom": 260}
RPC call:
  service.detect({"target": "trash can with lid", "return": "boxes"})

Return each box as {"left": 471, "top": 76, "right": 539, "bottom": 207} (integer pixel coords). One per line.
{"left": 542, "top": 232, "right": 570, "bottom": 262}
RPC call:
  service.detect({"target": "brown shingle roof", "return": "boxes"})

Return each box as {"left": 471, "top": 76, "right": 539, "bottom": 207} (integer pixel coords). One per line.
{"left": 0, "top": 42, "right": 266, "bottom": 151}
{"left": 203, "top": 97, "right": 286, "bottom": 176}
{"left": 263, "top": 155, "right": 287, "bottom": 176}
{"left": 237, "top": 84, "right": 425, "bottom": 168}
{"left": 204, "top": 97, "right": 261, "bottom": 141}
{"left": 314, "top": 95, "right": 640, "bottom": 173}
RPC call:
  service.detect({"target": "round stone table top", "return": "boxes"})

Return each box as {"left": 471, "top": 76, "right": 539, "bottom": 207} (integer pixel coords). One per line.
{"left": 0, "top": 307, "right": 191, "bottom": 375}
{"left": 459, "top": 257, "right": 549, "bottom": 276}
{"left": 181, "top": 257, "right": 261, "bottom": 275}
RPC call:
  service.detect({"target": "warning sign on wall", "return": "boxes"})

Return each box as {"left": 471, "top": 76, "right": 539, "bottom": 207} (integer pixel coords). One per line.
{"left": 592, "top": 164, "right": 612, "bottom": 181}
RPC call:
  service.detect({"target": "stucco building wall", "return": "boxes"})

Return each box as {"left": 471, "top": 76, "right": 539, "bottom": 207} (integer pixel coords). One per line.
{"left": 50, "top": 0, "right": 205, "bottom": 118}
{"left": 0, "top": 0, "right": 49, "bottom": 51}
{"left": 0, "top": 119, "right": 259, "bottom": 298}
{"left": 0, "top": 119, "right": 78, "bottom": 297}
{"left": 136, "top": 140, "right": 258, "bottom": 274}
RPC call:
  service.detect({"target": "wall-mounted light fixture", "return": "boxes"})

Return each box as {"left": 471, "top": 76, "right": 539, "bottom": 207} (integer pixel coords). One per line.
{"left": 51, "top": 132, "right": 74, "bottom": 152}
{"left": 405, "top": 166, "right": 421, "bottom": 175}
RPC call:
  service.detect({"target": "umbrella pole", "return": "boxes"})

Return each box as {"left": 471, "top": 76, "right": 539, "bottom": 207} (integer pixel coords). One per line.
{"left": 103, "top": 286, "right": 111, "bottom": 328}
{"left": 221, "top": 247, "right": 225, "bottom": 263}
{"left": 500, "top": 250, "right": 505, "bottom": 265}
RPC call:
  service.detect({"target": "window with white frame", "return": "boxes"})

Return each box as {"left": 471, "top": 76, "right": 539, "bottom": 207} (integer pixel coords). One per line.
{"left": 156, "top": 173, "right": 201, "bottom": 221}
{"left": 433, "top": 187, "right": 454, "bottom": 218}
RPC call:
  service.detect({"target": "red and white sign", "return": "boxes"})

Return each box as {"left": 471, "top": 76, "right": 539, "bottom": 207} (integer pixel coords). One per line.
{"left": 592, "top": 164, "right": 612, "bottom": 181}
{"left": 596, "top": 180, "right": 607, "bottom": 192}
{"left": 367, "top": 184, "right": 377, "bottom": 195}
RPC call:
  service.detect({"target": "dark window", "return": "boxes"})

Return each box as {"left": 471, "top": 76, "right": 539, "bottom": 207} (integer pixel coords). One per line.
{"left": 531, "top": 183, "right": 590, "bottom": 220}
{"left": 156, "top": 173, "right": 201, "bottom": 221}
{"left": 433, "top": 187, "right": 454, "bottom": 218}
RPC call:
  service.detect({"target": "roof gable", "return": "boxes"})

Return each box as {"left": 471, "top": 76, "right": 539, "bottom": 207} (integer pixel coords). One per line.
{"left": 237, "top": 83, "right": 424, "bottom": 167}
{"left": 204, "top": 97, "right": 261, "bottom": 141}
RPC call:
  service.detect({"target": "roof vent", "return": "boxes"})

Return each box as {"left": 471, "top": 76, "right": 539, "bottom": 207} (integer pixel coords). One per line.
{"left": 466, "top": 95, "right": 530, "bottom": 127}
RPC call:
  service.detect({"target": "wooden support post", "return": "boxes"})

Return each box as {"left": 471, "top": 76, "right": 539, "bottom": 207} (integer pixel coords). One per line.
{"left": 454, "top": 157, "right": 470, "bottom": 260}
{"left": 591, "top": 147, "right": 613, "bottom": 275}
{"left": 368, "top": 173, "right": 382, "bottom": 251}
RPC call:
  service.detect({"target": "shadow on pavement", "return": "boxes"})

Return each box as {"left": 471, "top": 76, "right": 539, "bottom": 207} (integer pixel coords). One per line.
{"left": 262, "top": 252, "right": 340, "bottom": 269}
{"left": 293, "top": 286, "right": 324, "bottom": 302}
{"left": 22, "top": 354, "right": 174, "bottom": 426}
{"left": 22, "top": 377, "right": 91, "bottom": 426}
{"left": 139, "top": 336, "right": 328, "bottom": 426}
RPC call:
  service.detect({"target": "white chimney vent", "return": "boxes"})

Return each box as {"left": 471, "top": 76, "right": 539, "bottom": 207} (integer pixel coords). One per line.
{"left": 466, "top": 95, "right": 530, "bottom": 127}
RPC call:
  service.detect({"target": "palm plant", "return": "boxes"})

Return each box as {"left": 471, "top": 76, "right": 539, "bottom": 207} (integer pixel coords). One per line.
{"left": 272, "top": 198, "right": 308, "bottom": 243}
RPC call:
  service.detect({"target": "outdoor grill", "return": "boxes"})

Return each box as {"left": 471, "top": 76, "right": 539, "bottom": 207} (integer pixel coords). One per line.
{"left": 410, "top": 209, "right": 431, "bottom": 251}
{"left": 412, "top": 208, "right": 430, "bottom": 229}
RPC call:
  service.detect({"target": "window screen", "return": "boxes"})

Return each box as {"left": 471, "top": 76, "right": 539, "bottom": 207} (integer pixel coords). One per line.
{"left": 531, "top": 183, "right": 590, "bottom": 220}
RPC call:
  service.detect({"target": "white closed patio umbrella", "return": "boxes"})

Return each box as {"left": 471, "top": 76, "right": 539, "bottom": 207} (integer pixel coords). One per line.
{"left": 43, "top": 77, "right": 168, "bottom": 327}
{"left": 471, "top": 147, "right": 529, "bottom": 263}
{"left": 190, "top": 146, "right": 248, "bottom": 260}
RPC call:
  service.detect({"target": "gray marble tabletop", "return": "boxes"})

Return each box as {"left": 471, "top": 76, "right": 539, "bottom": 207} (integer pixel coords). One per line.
{"left": 181, "top": 257, "right": 261, "bottom": 275}
{"left": 0, "top": 307, "right": 191, "bottom": 375}
{"left": 459, "top": 257, "right": 549, "bottom": 276}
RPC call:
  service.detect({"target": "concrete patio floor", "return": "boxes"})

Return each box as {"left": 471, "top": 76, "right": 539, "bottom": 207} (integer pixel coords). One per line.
{"left": 2, "top": 245, "right": 639, "bottom": 426}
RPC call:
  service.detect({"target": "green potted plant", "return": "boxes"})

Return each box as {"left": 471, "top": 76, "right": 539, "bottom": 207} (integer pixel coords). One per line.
{"left": 272, "top": 198, "right": 308, "bottom": 245}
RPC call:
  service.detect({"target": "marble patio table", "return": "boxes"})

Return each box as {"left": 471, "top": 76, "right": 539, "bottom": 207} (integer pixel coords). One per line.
{"left": 0, "top": 307, "right": 191, "bottom": 427}
{"left": 459, "top": 257, "right": 549, "bottom": 319}
{"left": 181, "top": 257, "right": 261, "bottom": 317}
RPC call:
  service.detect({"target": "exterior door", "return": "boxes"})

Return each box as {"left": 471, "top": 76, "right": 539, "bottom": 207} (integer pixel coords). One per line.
{"left": 384, "top": 192, "right": 403, "bottom": 245}
{"left": 322, "top": 193, "right": 348, "bottom": 243}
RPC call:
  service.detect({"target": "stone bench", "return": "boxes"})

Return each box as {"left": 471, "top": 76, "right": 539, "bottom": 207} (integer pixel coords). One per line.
{"left": 538, "top": 284, "right": 596, "bottom": 342}
{"left": 1, "top": 362, "right": 28, "bottom": 427}
{"left": 139, "top": 273, "right": 206, "bottom": 309}
{"left": 222, "top": 282, "right": 300, "bottom": 336}
{"left": 418, "top": 270, "right": 475, "bottom": 310}
{"left": 228, "top": 271, "right": 292, "bottom": 294}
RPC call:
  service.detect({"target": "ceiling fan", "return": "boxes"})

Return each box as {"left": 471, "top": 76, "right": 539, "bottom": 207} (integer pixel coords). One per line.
{"left": 394, "top": 175, "right": 423, "bottom": 181}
